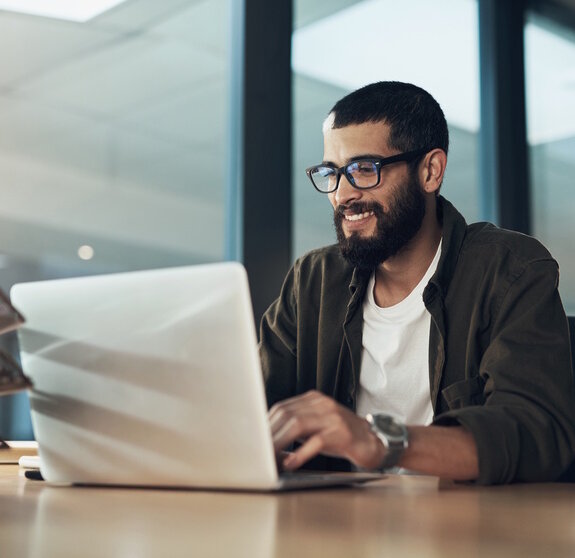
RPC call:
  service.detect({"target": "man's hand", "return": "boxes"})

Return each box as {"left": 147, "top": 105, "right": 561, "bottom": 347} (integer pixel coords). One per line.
{"left": 269, "top": 390, "right": 480, "bottom": 480}
{"left": 268, "top": 390, "right": 385, "bottom": 471}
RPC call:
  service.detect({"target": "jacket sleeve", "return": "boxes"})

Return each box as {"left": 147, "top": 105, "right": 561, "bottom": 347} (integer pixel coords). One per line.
{"left": 434, "top": 258, "right": 575, "bottom": 484}
{"left": 259, "top": 261, "right": 299, "bottom": 408}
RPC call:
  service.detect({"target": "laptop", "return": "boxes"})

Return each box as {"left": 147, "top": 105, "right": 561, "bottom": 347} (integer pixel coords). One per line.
{"left": 11, "top": 262, "right": 382, "bottom": 491}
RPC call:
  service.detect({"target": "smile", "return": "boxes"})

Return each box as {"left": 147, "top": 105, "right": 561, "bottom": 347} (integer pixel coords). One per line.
{"left": 344, "top": 211, "right": 374, "bottom": 222}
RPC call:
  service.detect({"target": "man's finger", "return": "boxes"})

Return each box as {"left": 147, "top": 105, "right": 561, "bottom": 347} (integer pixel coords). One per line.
{"left": 269, "top": 395, "right": 328, "bottom": 435}
{"left": 271, "top": 411, "right": 329, "bottom": 452}
{"left": 282, "top": 434, "right": 325, "bottom": 471}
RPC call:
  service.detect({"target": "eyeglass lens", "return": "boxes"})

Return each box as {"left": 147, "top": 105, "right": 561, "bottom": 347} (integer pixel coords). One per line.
{"left": 347, "top": 161, "right": 379, "bottom": 187}
{"left": 311, "top": 161, "right": 379, "bottom": 192}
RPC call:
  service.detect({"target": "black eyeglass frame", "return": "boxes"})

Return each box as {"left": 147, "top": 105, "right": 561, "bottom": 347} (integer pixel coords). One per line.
{"left": 305, "top": 148, "right": 431, "bottom": 193}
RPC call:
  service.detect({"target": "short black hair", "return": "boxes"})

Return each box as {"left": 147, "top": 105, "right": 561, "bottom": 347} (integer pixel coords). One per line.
{"left": 328, "top": 81, "right": 449, "bottom": 155}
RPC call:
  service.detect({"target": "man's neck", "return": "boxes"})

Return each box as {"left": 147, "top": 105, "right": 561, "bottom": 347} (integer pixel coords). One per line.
{"left": 372, "top": 207, "right": 442, "bottom": 308}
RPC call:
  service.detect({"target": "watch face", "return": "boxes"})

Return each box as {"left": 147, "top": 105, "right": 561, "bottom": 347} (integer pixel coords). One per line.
{"left": 373, "top": 415, "right": 405, "bottom": 439}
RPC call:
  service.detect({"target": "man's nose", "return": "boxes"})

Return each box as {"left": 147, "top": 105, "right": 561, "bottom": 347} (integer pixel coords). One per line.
{"left": 334, "top": 173, "right": 361, "bottom": 206}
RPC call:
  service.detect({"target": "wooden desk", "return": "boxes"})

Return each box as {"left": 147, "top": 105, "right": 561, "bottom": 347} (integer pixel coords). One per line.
{"left": 1, "top": 465, "right": 574, "bottom": 557}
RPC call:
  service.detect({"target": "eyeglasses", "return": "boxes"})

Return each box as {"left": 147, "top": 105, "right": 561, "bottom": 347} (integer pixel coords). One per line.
{"left": 305, "top": 148, "right": 429, "bottom": 193}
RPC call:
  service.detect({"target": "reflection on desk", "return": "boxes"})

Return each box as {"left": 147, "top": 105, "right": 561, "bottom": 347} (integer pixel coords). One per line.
{"left": 1, "top": 466, "right": 575, "bottom": 558}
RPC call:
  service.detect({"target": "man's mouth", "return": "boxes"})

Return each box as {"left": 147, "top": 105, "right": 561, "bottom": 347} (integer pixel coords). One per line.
{"left": 343, "top": 211, "right": 375, "bottom": 222}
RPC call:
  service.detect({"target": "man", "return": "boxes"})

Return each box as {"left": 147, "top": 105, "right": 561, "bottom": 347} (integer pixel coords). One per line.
{"left": 260, "top": 81, "right": 575, "bottom": 485}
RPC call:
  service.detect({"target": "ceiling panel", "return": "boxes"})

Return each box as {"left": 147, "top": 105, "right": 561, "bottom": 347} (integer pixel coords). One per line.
{"left": 0, "top": 13, "right": 118, "bottom": 89}
{"left": 18, "top": 36, "right": 224, "bottom": 119}
{"left": 0, "top": 95, "right": 110, "bottom": 176}
{"left": 0, "top": 150, "right": 224, "bottom": 252}
{"left": 117, "top": 76, "right": 226, "bottom": 147}
{"left": 92, "top": 0, "right": 200, "bottom": 31}
{"left": 152, "top": 0, "right": 230, "bottom": 54}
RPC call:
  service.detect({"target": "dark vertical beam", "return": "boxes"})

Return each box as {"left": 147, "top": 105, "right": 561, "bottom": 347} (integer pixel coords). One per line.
{"left": 479, "top": 0, "right": 531, "bottom": 233}
{"left": 232, "top": 0, "right": 292, "bottom": 326}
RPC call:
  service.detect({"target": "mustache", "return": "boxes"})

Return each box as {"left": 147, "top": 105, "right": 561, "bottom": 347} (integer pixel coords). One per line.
{"left": 334, "top": 201, "right": 384, "bottom": 217}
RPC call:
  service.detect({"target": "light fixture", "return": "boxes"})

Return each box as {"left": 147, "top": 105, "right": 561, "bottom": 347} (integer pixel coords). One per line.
{"left": 77, "top": 245, "right": 95, "bottom": 261}
{"left": 0, "top": 0, "right": 127, "bottom": 22}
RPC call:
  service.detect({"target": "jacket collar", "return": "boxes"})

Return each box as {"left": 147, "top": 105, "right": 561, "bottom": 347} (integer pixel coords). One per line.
{"left": 426, "top": 195, "right": 468, "bottom": 300}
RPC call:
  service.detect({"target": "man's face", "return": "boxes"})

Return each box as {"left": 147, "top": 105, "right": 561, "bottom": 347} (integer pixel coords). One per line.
{"left": 323, "top": 121, "right": 426, "bottom": 270}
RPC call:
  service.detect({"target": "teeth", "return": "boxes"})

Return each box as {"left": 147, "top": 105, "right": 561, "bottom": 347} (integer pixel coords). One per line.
{"left": 345, "top": 211, "right": 374, "bottom": 222}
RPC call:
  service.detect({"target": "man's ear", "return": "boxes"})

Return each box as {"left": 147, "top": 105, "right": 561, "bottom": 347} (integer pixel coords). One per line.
{"left": 419, "top": 149, "right": 447, "bottom": 194}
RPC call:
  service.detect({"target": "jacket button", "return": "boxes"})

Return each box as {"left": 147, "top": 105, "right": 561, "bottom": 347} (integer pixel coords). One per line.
{"left": 345, "top": 395, "right": 354, "bottom": 407}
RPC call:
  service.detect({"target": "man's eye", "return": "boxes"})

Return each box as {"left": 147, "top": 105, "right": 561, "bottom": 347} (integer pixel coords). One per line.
{"left": 353, "top": 162, "right": 377, "bottom": 174}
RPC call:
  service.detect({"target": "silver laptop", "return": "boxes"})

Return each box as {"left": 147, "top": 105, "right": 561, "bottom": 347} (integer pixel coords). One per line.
{"left": 11, "top": 262, "right": 382, "bottom": 491}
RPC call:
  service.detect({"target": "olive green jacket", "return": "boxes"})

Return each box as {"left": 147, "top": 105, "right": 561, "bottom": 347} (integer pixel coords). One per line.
{"left": 260, "top": 196, "right": 575, "bottom": 484}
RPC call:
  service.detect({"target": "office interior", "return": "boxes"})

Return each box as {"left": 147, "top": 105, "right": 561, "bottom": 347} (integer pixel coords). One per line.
{"left": 0, "top": 0, "right": 574, "bottom": 441}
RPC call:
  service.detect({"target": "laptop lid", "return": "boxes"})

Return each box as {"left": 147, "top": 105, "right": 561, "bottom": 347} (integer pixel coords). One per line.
{"left": 12, "top": 262, "right": 284, "bottom": 490}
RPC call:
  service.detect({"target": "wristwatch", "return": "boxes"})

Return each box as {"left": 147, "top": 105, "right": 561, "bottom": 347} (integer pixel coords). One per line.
{"left": 366, "top": 413, "right": 409, "bottom": 471}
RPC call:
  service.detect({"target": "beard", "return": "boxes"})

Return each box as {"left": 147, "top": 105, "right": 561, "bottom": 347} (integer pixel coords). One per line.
{"left": 333, "top": 173, "right": 426, "bottom": 271}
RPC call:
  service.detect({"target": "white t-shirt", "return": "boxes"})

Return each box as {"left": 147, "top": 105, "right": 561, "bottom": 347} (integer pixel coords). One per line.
{"left": 356, "top": 241, "right": 442, "bottom": 426}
